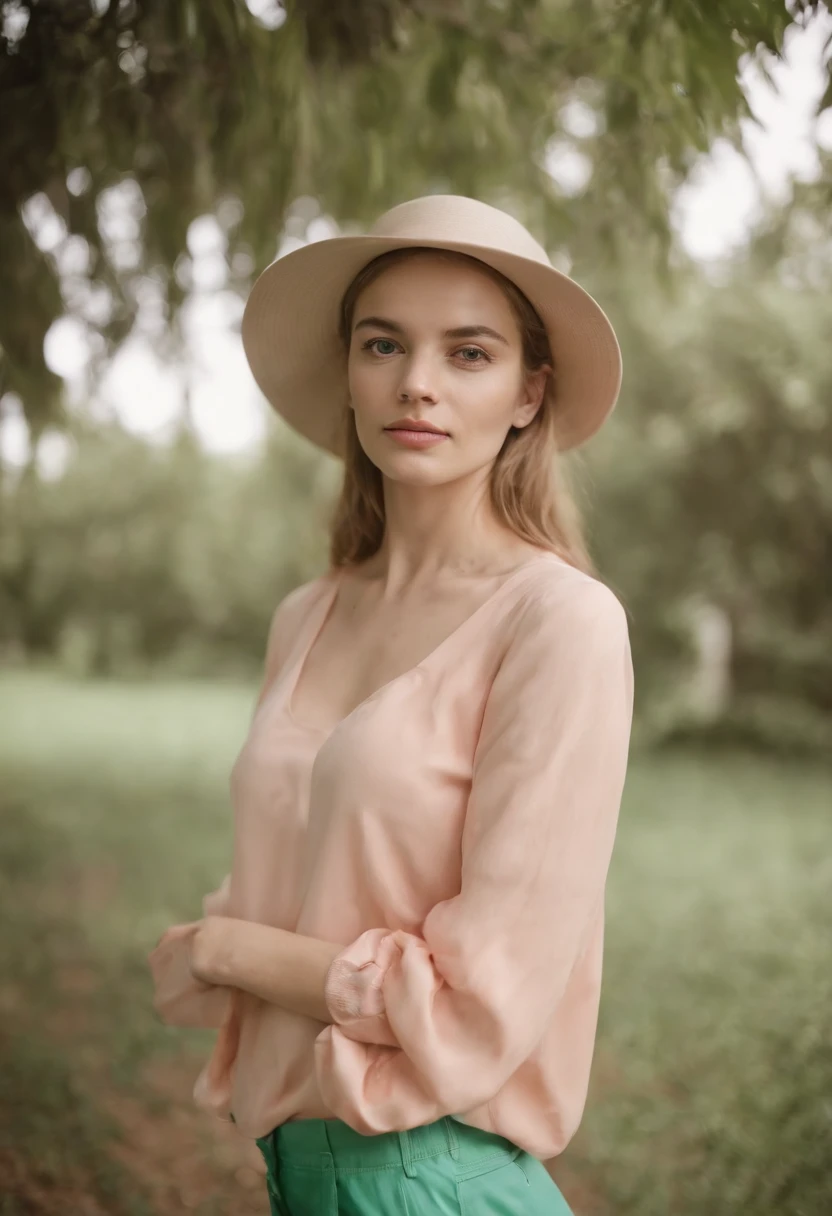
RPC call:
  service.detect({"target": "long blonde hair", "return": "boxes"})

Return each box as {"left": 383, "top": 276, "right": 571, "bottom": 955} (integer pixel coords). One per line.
{"left": 327, "top": 247, "right": 594, "bottom": 575}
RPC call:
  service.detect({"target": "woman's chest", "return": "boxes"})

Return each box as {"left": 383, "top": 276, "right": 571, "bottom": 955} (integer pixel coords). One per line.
{"left": 229, "top": 637, "right": 504, "bottom": 926}
{"left": 233, "top": 652, "right": 494, "bottom": 852}
{"left": 289, "top": 574, "right": 521, "bottom": 734}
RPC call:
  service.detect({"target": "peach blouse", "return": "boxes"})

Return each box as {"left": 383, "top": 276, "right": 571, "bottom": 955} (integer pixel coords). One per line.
{"left": 148, "top": 552, "right": 634, "bottom": 1161}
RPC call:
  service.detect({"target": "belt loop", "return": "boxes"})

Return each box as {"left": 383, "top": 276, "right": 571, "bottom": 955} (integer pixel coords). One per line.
{"left": 321, "top": 1149, "right": 337, "bottom": 1215}
{"left": 397, "top": 1129, "right": 418, "bottom": 1178}
{"left": 257, "top": 1130, "right": 290, "bottom": 1216}
{"left": 443, "top": 1116, "right": 460, "bottom": 1161}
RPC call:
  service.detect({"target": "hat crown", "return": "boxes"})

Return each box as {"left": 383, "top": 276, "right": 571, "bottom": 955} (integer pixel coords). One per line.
{"left": 369, "top": 195, "right": 551, "bottom": 268}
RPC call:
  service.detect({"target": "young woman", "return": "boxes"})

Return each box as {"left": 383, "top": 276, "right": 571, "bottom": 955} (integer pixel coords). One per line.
{"left": 149, "top": 194, "right": 634, "bottom": 1216}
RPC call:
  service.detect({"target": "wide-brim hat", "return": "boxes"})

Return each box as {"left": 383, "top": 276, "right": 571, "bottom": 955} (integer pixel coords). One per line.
{"left": 241, "top": 194, "right": 622, "bottom": 456}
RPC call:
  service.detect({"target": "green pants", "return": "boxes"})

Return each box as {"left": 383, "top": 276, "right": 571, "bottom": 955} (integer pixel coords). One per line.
{"left": 255, "top": 1115, "right": 573, "bottom": 1215}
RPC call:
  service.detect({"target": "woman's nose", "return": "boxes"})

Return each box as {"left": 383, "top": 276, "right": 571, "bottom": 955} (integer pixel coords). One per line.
{"left": 397, "top": 354, "right": 439, "bottom": 403}
{"left": 398, "top": 367, "right": 442, "bottom": 406}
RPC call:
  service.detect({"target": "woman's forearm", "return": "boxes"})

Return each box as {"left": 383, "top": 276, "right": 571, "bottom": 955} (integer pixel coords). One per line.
{"left": 199, "top": 916, "right": 342, "bottom": 1023}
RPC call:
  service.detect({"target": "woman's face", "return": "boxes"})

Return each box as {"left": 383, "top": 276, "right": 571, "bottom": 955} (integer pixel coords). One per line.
{"left": 346, "top": 253, "right": 547, "bottom": 485}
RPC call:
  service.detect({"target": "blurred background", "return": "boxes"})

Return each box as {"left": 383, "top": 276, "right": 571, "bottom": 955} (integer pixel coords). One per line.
{"left": 1, "top": 2, "right": 831, "bottom": 1213}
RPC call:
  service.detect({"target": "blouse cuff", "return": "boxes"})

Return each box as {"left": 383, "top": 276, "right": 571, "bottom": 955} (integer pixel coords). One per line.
{"left": 323, "top": 928, "right": 402, "bottom": 1047}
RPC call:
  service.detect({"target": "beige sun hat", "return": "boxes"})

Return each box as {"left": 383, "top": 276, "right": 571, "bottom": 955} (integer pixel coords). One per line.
{"left": 241, "top": 194, "right": 622, "bottom": 457}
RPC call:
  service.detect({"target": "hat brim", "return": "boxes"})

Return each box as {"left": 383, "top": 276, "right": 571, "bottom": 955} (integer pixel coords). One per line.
{"left": 241, "top": 234, "right": 622, "bottom": 457}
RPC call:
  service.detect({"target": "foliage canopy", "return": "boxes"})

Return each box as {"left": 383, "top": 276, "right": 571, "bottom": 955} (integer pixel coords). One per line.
{"left": 1, "top": 0, "right": 829, "bottom": 430}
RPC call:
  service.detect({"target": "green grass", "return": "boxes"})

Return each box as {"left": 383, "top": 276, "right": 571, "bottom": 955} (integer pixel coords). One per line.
{"left": 0, "top": 672, "right": 263, "bottom": 1216}
{"left": 1, "top": 670, "right": 830, "bottom": 1215}
{"left": 576, "top": 753, "right": 832, "bottom": 1215}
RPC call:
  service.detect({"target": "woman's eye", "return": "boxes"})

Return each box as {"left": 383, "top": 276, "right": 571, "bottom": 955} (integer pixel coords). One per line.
{"left": 456, "top": 346, "right": 488, "bottom": 363}
{"left": 368, "top": 338, "right": 398, "bottom": 356}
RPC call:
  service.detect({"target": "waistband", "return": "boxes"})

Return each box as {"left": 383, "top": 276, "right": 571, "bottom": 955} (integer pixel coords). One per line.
{"left": 257, "top": 1115, "right": 521, "bottom": 1176}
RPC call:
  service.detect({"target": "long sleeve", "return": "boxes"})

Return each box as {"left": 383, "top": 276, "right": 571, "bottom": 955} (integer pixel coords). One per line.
{"left": 147, "top": 579, "right": 318, "bottom": 1030}
{"left": 148, "top": 873, "right": 232, "bottom": 1028}
{"left": 314, "top": 577, "right": 634, "bottom": 1132}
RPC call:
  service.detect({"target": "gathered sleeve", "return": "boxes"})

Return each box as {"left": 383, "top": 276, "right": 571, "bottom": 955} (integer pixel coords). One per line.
{"left": 314, "top": 578, "right": 634, "bottom": 1131}
{"left": 148, "top": 873, "right": 232, "bottom": 1029}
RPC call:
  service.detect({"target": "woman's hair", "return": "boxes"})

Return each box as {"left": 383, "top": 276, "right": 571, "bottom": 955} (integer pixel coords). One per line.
{"left": 327, "top": 246, "right": 594, "bottom": 574}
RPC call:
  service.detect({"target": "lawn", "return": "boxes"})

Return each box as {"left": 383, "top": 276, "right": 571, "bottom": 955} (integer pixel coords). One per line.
{"left": 1, "top": 670, "right": 830, "bottom": 1215}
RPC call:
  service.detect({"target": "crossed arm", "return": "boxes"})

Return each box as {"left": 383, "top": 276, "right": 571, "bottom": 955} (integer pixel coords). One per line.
{"left": 148, "top": 911, "right": 342, "bottom": 1026}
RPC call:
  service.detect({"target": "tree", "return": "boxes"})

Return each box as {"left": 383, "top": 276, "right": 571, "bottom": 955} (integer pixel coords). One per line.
{"left": 586, "top": 170, "right": 832, "bottom": 745}
{"left": 1, "top": 0, "right": 829, "bottom": 434}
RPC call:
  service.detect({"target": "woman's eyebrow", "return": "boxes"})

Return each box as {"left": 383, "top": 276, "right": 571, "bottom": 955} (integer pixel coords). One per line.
{"left": 353, "top": 316, "right": 404, "bottom": 334}
{"left": 444, "top": 325, "right": 509, "bottom": 345}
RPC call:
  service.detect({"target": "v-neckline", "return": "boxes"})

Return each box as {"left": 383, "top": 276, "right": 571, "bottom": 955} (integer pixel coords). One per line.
{"left": 283, "top": 553, "right": 561, "bottom": 738}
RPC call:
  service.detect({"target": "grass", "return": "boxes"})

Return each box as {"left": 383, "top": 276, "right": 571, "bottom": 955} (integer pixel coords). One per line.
{"left": 1, "top": 669, "right": 830, "bottom": 1215}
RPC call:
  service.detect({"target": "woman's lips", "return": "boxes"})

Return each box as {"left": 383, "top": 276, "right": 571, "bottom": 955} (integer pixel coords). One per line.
{"left": 384, "top": 428, "right": 449, "bottom": 448}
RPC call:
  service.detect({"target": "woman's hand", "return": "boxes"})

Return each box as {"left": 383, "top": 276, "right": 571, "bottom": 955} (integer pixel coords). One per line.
{"left": 151, "top": 916, "right": 232, "bottom": 986}
{"left": 148, "top": 918, "right": 231, "bottom": 1028}
{"left": 187, "top": 915, "right": 234, "bottom": 986}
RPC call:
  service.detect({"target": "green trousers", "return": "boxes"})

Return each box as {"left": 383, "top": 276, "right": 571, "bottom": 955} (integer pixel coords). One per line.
{"left": 254, "top": 1115, "right": 574, "bottom": 1215}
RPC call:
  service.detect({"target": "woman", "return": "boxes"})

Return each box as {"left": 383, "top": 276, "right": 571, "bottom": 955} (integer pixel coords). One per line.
{"left": 149, "top": 194, "right": 634, "bottom": 1216}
